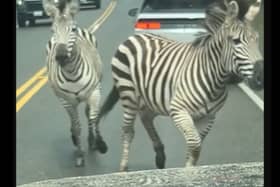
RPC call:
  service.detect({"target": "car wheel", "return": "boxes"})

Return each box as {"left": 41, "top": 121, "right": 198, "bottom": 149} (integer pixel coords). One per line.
{"left": 18, "top": 16, "right": 26, "bottom": 27}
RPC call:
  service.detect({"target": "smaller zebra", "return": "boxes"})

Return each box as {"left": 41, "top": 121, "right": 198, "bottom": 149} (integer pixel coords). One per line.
{"left": 43, "top": 0, "right": 107, "bottom": 167}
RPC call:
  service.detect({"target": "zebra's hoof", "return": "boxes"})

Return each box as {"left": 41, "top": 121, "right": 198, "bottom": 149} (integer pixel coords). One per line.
{"left": 74, "top": 150, "right": 85, "bottom": 167}
{"left": 155, "top": 152, "right": 166, "bottom": 169}
{"left": 96, "top": 138, "right": 108, "bottom": 154}
{"left": 75, "top": 157, "right": 85, "bottom": 167}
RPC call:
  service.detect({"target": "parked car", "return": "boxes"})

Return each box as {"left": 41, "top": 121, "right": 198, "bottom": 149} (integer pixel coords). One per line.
{"left": 79, "top": 0, "right": 101, "bottom": 9}
{"left": 16, "top": 0, "right": 101, "bottom": 27}
{"left": 128, "top": 0, "right": 215, "bottom": 42}
{"left": 16, "top": 0, "right": 49, "bottom": 27}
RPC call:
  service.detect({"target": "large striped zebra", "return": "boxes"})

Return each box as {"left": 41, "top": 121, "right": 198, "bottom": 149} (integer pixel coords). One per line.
{"left": 43, "top": 0, "right": 107, "bottom": 167}
{"left": 202, "top": 0, "right": 262, "bottom": 84}
{"left": 96, "top": 0, "right": 263, "bottom": 171}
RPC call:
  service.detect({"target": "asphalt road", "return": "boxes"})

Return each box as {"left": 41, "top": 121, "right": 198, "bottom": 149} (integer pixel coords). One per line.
{"left": 16, "top": 0, "right": 264, "bottom": 185}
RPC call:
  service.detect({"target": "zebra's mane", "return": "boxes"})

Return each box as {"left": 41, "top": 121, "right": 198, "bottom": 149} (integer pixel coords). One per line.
{"left": 192, "top": 0, "right": 259, "bottom": 47}
{"left": 204, "top": 2, "right": 227, "bottom": 34}
{"left": 192, "top": 2, "right": 227, "bottom": 47}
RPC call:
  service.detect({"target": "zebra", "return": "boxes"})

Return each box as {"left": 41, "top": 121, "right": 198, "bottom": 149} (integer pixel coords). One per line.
{"left": 96, "top": 0, "right": 264, "bottom": 171}
{"left": 201, "top": 0, "right": 263, "bottom": 84}
{"left": 43, "top": 0, "right": 107, "bottom": 167}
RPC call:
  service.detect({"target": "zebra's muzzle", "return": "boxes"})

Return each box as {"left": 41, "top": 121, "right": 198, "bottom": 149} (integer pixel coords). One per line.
{"left": 55, "top": 44, "right": 70, "bottom": 66}
{"left": 247, "top": 61, "right": 264, "bottom": 91}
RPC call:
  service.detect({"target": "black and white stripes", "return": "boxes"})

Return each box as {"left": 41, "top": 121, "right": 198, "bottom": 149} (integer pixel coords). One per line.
{"left": 96, "top": 0, "right": 263, "bottom": 171}
{"left": 43, "top": 0, "right": 107, "bottom": 167}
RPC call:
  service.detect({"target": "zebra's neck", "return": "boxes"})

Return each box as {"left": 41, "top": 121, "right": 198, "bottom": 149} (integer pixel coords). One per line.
{"left": 204, "top": 29, "right": 231, "bottom": 86}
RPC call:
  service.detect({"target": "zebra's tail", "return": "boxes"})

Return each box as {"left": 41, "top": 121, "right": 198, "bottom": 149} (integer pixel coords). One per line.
{"left": 96, "top": 86, "right": 119, "bottom": 125}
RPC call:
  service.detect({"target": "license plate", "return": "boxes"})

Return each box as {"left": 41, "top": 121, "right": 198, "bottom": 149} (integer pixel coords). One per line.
{"left": 33, "top": 11, "right": 43, "bottom": 17}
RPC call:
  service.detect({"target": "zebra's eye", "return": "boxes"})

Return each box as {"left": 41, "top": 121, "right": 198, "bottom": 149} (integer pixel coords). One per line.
{"left": 232, "top": 38, "right": 241, "bottom": 45}
{"left": 71, "top": 26, "right": 77, "bottom": 32}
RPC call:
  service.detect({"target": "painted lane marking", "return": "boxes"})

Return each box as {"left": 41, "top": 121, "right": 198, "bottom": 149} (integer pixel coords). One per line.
{"left": 16, "top": 67, "right": 47, "bottom": 98}
{"left": 88, "top": 0, "right": 117, "bottom": 33}
{"left": 16, "top": 77, "right": 48, "bottom": 112}
{"left": 238, "top": 82, "right": 264, "bottom": 111}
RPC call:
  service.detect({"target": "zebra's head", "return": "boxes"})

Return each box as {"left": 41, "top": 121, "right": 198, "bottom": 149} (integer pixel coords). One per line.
{"left": 222, "top": 0, "right": 263, "bottom": 90}
{"left": 43, "top": 0, "right": 79, "bottom": 67}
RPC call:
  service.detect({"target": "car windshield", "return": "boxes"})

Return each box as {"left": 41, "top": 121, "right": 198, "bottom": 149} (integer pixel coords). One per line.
{"left": 141, "top": 0, "right": 214, "bottom": 12}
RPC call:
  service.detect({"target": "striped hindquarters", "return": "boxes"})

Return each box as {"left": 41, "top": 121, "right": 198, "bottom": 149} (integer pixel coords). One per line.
{"left": 111, "top": 33, "right": 191, "bottom": 115}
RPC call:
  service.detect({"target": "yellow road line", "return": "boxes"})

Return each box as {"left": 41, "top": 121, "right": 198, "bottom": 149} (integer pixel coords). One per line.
{"left": 94, "top": 2, "right": 113, "bottom": 24}
{"left": 98, "top": 2, "right": 116, "bottom": 25}
{"left": 16, "top": 77, "right": 48, "bottom": 112}
{"left": 90, "top": 0, "right": 115, "bottom": 26}
{"left": 16, "top": 67, "right": 47, "bottom": 98}
{"left": 88, "top": 0, "right": 117, "bottom": 33}
{"left": 98, "top": 0, "right": 116, "bottom": 23}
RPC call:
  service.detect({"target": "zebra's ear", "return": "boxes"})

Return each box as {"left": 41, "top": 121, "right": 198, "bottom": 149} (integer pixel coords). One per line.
{"left": 42, "top": 0, "right": 58, "bottom": 18}
{"left": 223, "top": 0, "right": 239, "bottom": 25}
{"left": 227, "top": 0, "right": 239, "bottom": 19}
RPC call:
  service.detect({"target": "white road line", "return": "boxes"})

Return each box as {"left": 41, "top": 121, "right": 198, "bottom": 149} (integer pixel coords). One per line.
{"left": 238, "top": 82, "right": 264, "bottom": 111}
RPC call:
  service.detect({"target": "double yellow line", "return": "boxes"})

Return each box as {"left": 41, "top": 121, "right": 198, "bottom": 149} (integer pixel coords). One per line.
{"left": 16, "top": 0, "right": 117, "bottom": 113}
{"left": 88, "top": 0, "right": 117, "bottom": 33}
{"left": 16, "top": 67, "right": 48, "bottom": 112}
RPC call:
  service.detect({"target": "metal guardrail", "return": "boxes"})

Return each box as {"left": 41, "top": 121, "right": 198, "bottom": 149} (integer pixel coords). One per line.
{"left": 18, "top": 162, "right": 263, "bottom": 187}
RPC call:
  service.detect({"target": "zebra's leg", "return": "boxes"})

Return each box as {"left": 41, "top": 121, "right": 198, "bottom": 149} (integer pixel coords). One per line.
{"left": 85, "top": 87, "right": 108, "bottom": 153}
{"left": 139, "top": 110, "right": 166, "bottom": 169}
{"left": 85, "top": 104, "right": 95, "bottom": 151}
{"left": 61, "top": 99, "right": 85, "bottom": 167}
{"left": 170, "top": 109, "right": 201, "bottom": 167}
{"left": 197, "top": 114, "right": 215, "bottom": 142}
{"left": 120, "top": 107, "right": 137, "bottom": 172}
{"left": 118, "top": 90, "right": 139, "bottom": 172}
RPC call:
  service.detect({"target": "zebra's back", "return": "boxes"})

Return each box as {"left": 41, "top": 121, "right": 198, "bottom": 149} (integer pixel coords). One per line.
{"left": 112, "top": 33, "right": 194, "bottom": 115}
{"left": 112, "top": 33, "right": 228, "bottom": 119}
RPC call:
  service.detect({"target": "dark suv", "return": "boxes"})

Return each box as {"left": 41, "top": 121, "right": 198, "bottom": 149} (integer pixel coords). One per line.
{"left": 16, "top": 0, "right": 49, "bottom": 27}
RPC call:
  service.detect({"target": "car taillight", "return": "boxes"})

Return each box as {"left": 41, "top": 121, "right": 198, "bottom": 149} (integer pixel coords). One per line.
{"left": 135, "top": 21, "right": 161, "bottom": 29}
